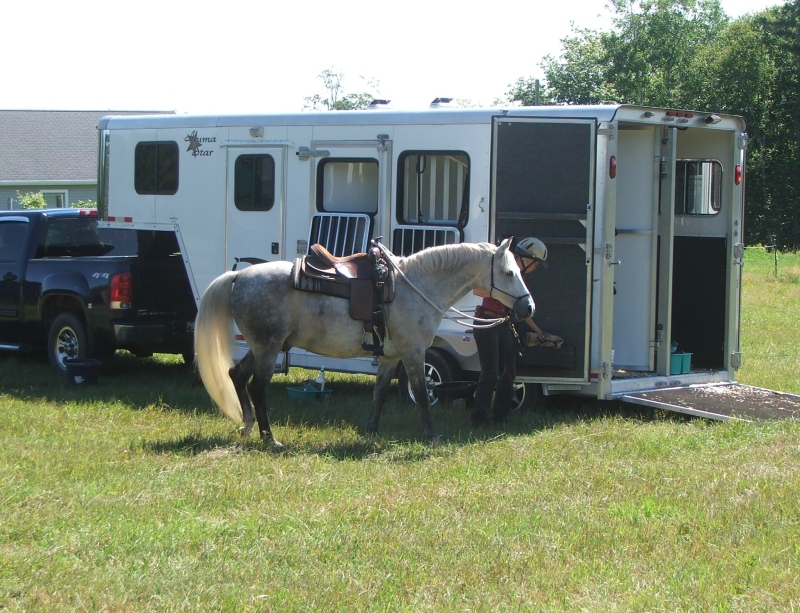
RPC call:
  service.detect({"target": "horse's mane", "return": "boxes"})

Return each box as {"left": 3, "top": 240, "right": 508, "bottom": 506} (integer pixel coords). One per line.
{"left": 399, "top": 242, "right": 493, "bottom": 276}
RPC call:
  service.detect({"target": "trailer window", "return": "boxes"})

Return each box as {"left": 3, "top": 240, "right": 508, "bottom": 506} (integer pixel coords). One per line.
{"left": 398, "top": 151, "right": 469, "bottom": 225}
{"left": 135, "top": 142, "right": 179, "bottom": 195}
{"left": 675, "top": 160, "right": 722, "bottom": 216}
{"left": 317, "top": 159, "right": 378, "bottom": 214}
{"left": 234, "top": 154, "right": 275, "bottom": 211}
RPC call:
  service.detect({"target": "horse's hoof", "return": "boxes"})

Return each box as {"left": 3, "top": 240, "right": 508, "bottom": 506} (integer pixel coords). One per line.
{"left": 239, "top": 424, "right": 254, "bottom": 437}
{"left": 270, "top": 440, "right": 287, "bottom": 453}
{"left": 426, "top": 432, "right": 440, "bottom": 446}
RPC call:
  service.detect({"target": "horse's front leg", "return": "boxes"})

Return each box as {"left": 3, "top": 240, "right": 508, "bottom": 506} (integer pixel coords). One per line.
{"left": 402, "top": 353, "right": 439, "bottom": 443}
{"left": 366, "top": 357, "right": 400, "bottom": 435}
{"left": 229, "top": 351, "right": 256, "bottom": 437}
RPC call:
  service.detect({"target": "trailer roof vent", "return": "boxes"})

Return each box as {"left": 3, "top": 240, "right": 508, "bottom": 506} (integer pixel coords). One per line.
{"left": 367, "top": 99, "right": 392, "bottom": 110}
{"left": 430, "top": 97, "right": 454, "bottom": 108}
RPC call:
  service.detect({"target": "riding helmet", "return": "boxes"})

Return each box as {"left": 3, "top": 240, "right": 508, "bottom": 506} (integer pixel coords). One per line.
{"left": 514, "top": 237, "right": 548, "bottom": 267}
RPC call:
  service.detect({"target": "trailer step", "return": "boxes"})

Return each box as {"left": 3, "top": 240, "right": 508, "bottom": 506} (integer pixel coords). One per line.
{"left": 620, "top": 383, "right": 800, "bottom": 422}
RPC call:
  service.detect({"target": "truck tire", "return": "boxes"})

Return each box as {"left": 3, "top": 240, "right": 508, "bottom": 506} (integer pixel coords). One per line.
{"left": 398, "top": 348, "right": 462, "bottom": 406}
{"left": 48, "top": 312, "right": 89, "bottom": 374}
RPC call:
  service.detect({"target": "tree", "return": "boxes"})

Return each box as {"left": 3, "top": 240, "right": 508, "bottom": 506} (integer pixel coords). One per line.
{"left": 303, "top": 67, "right": 380, "bottom": 111}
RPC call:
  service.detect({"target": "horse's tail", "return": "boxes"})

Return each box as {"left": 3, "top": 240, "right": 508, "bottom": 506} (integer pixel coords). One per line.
{"left": 194, "top": 271, "right": 243, "bottom": 423}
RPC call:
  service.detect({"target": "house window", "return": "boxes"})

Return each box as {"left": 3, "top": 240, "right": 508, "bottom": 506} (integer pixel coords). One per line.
{"left": 135, "top": 141, "right": 179, "bottom": 195}
{"left": 317, "top": 158, "right": 378, "bottom": 213}
{"left": 234, "top": 154, "right": 275, "bottom": 211}
{"left": 398, "top": 151, "right": 470, "bottom": 225}
{"left": 675, "top": 160, "right": 722, "bottom": 216}
{"left": 41, "top": 191, "right": 68, "bottom": 208}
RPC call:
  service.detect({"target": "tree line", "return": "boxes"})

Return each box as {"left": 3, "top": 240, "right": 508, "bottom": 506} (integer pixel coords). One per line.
{"left": 508, "top": 0, "right": 799, "bottom": 249}
{"left": 308, "top": 0, "right": 799, "bottom": 248}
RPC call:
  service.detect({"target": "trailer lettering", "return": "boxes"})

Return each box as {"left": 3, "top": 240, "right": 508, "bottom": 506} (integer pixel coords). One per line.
{"left": 184, "top": 131, "right": 216, "bottom": 158}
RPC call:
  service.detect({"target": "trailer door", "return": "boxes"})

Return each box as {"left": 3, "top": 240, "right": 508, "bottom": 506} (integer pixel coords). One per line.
{"left": 225, "top": 146, "right": 285, "bottom": 269}
{"left": 492, "top": 117, "right": 595, "bottom": 382}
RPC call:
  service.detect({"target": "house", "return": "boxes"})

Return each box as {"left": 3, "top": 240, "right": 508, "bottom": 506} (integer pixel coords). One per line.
{"left": 0, "top": 110, "right": 174, "bottom": 209}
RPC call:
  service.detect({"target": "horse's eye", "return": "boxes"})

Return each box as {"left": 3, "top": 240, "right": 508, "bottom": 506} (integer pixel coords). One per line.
{"left": 505, "top": 270, "right": 514, "bottom": 277}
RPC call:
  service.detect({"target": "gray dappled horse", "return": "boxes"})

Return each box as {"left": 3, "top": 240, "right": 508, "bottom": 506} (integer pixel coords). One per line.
{"left": 194, "top": 238, "right": 534, "bottom": 447}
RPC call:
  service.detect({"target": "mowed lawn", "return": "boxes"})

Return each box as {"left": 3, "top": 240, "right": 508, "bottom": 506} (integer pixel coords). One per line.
{"left": 1, "top": 249, "right": 800, "bottom": 612}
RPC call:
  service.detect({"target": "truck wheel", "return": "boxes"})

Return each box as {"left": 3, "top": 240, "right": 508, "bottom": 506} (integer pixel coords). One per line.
{"left": 48, "top": 313, "right": 88, "bottom": 374}
{"left": 398, "top": 348, "right": 461, "bottom": 407}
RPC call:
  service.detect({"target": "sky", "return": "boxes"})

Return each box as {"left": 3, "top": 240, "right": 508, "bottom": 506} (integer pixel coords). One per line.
{"left": 0, "top": 0, "right": 783, "bottom": 115}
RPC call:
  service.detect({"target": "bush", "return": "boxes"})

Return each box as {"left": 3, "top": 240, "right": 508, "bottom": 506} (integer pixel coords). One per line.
{"left": 70, "top": 200, "right": 97, "bottom": 208}
{"left": 16, "top": 191, "right": 46, "bottom": 209}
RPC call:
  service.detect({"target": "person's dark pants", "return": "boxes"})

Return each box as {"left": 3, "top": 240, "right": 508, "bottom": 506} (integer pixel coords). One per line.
{"left": 472, "top": 321, "right": 517, "bottom": 425}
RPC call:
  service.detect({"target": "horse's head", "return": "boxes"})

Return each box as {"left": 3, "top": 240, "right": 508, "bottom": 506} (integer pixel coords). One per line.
{"left": 485, "top": 238, "right": 535, "bottom": 320}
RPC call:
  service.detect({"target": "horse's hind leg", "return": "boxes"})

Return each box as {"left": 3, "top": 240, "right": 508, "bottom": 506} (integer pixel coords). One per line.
{"left": 248, "top": 344, "right": 284, "bottom": 449}
{"left": 229, "top": 351, "right": 256, "bottom": 437}
{"left": 403, "top": 353, "right": 439, "bottom": 442}
{"left": 366, "top": 357, "right": 400, "bottom": 435}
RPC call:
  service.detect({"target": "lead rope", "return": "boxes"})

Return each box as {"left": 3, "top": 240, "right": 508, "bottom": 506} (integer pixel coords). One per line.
{"left": 375, "top": 241, "right": 509, "bottom": 329}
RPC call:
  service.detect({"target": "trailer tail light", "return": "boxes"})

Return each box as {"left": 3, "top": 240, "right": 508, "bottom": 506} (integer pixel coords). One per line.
{"left": 110, "top": 272, "right": 132, "bottom": 309}
{"left": 609, "top": 156, "right": 617, "bottom": 179}
{"left": 735, "top": 164, "right": 742, "bottom": 185}
{"left": 107, "top": 216, "right": 133, "bottom": 222}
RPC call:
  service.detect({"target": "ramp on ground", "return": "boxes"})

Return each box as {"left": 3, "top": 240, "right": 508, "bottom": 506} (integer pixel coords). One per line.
{"left": 620, "top": 383, "right": 800, "bottom": 422}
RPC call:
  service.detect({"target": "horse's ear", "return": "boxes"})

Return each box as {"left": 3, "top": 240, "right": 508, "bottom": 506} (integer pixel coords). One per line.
{"left": 496, "top": 237, "right": 512, "bottom": 255}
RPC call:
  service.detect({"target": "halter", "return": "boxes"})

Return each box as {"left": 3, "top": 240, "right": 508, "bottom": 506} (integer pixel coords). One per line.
{"left": 488, "top": 251, "right": 533, "bottom": 317}
{"left": 374, "top": 242, "right": 525, "bottom": 329}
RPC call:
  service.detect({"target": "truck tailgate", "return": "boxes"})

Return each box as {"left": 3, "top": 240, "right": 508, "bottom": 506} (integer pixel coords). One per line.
{"left": 619, "top": 383, "right": 800, "bottom": 422}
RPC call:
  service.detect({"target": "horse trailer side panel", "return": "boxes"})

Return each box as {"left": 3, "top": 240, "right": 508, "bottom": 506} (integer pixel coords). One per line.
{"left": 491, "top": 117, "right": 596, "bottom": 382}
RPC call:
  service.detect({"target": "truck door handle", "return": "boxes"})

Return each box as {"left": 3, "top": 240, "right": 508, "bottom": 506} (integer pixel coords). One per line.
{"left": 3, "top": 272, "right": 17, "bottom": 282}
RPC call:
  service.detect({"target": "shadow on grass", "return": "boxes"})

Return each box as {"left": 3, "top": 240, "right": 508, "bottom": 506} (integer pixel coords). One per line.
{"left": 0, "top": 352, "right": 693, "bottom": 459}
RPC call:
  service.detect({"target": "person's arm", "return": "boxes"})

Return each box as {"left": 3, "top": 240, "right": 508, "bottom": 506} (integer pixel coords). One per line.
{"left": 521, "top": 317, "right": 542, "bottom": 335}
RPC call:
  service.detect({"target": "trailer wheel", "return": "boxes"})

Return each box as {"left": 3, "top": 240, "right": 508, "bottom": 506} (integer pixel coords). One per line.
{"left": 511, "top": 382, "right": 544, "bottom": 412}
{"left": 48, "top": 312, "right": 88, "bottom": 374}
{"left": 398, "top": 348, "right": 461, "bottom": 407}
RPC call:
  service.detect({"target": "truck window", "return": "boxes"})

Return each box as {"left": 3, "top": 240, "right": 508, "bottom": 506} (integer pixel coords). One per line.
{"left": 234, "top": 154, "right": 275, "bottom": 211}
{"left": 316, "top": 158, "right": 378, "bottom": 214}
{"left": 675, "top": 160, "right": 722, "bottom": 215}
{"left": 397, "top": 151, "right": 469, "bottom": 225}
{"left": 135, "top": 141, "right": 179, "bottom": 195}
{"left": 0, "top": 221, "right": 29, "bottom": 262}
{"left": 39, "top": 218, "right": 138, "bottom": 257}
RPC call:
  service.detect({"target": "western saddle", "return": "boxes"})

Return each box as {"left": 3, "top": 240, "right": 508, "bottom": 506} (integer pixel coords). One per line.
{"left": 293, "top": 242, "right": 395, "bottom": 354}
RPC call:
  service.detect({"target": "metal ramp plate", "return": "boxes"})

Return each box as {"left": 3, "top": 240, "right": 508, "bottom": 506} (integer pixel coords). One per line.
{"left": 620, "top": 383, "right": 800, "bottom": 422}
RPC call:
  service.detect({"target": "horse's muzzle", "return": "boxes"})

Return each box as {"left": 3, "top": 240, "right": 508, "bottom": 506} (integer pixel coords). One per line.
{"left": 514, "top": 295, "right": 535, "bottom": 321}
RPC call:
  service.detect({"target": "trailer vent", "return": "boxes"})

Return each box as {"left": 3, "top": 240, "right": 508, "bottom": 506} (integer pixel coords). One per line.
{"left": 392, "top": 225, "right": 460, "bottom": 256}
{"left": 308, "top": 213, "right": 371, "bottom": 257}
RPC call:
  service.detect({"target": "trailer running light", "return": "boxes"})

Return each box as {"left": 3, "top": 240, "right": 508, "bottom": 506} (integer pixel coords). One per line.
{"left": 107, "top": 216, "right": 133, "bottom": 222}
{"left": 110, "top": 272, "right": 132, "bottom": 309}
{"left": 735, "top": 164, "right": 742, "bottom": 185}
{"left": 609, "top": 156, "right": 617, "bottom": 179}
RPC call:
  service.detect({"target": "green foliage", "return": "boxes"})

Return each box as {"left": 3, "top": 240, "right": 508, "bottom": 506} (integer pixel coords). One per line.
{"left": 508, "top": 0, "right": 800, "bottom": 248}
{"left": 69, "top": 199, "right": 97, "bottom": 208}
{"left": 15, "top": 190, "right": 46, "bottom": 209}
{"left": 304, "top": 67, "right": 381, "bottom": 111}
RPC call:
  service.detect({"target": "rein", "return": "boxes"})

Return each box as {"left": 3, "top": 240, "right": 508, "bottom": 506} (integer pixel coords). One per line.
{"left": 375, "top": 241, "right": 511, "bottom": 329}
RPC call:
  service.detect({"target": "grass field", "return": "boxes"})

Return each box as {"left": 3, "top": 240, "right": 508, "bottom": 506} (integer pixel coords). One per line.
{"left": 2, "top": 250, "right": 800, "bottom": 612}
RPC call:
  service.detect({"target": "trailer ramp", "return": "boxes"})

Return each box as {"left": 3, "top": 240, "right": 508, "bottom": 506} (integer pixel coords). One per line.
{"left": 620, "top": 383, "right": 800, "bottom": 422}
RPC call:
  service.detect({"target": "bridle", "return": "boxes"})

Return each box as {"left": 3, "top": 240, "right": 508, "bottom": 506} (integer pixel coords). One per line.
{"left": 488, "top": 251, "right": 533, "bottom": 317}
{"left": 374, "top": 241, "right": 520, "bottom": 329}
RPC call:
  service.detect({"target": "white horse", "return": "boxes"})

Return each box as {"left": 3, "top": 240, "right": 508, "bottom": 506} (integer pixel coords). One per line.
{"left": 194, "top": 238, "right": 534, "bottom": 447}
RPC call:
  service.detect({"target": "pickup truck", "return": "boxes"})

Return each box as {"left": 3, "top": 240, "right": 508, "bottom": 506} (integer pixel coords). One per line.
{"left": 0, "top": 208, "right": 196, "bottom": 374}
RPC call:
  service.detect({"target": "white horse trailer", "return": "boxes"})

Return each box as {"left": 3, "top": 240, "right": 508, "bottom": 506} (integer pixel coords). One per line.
{"left": 99, "top": 104, "right": 799, "bottom": 419}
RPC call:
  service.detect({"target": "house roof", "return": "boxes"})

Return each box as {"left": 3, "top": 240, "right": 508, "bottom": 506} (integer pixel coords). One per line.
{"left": 0, "top": 110, "right": 174, "bottom": 183}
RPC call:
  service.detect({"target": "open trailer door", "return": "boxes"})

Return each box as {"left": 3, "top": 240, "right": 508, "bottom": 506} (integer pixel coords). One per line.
{"left": 491, "top": 116, "right": 595, "bottom": 382}
{"left": 620, "top": 384, "right": 800, "bottom": 421}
